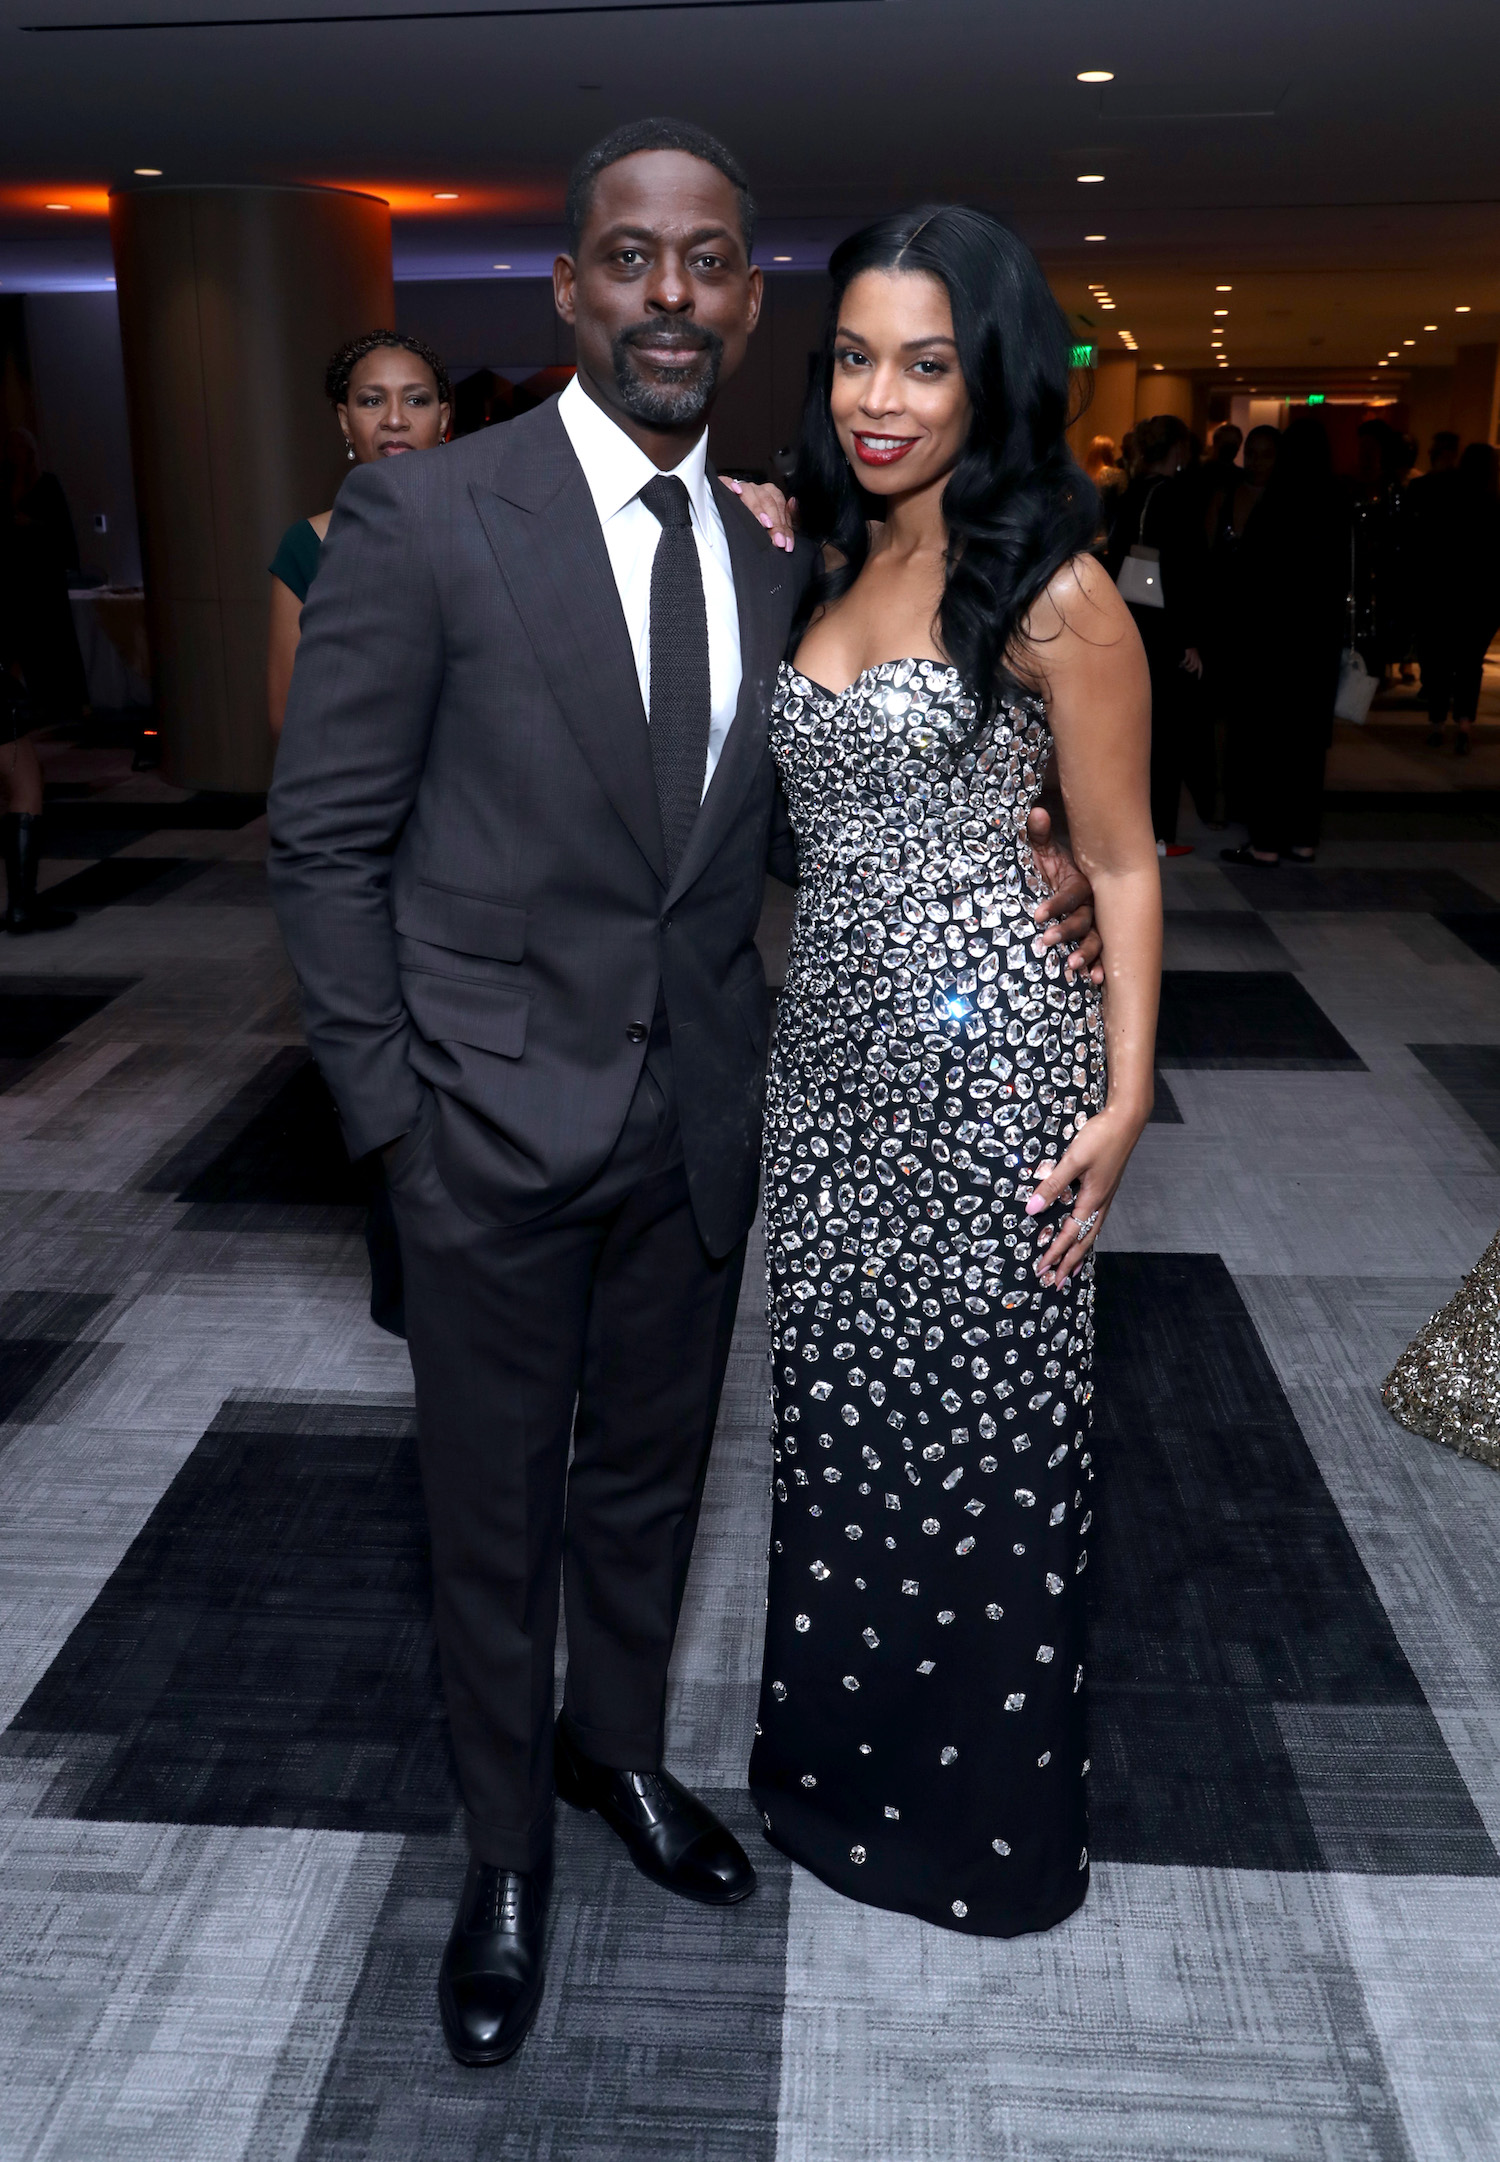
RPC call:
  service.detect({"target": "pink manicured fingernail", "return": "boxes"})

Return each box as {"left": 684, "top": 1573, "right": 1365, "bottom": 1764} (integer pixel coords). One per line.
{"left": 1025, "top": 1192, "right": 1047, "bottom": 1216}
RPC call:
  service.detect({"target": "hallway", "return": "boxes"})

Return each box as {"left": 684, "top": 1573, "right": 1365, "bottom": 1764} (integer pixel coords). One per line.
{"left": 3, "top": 764, "right": 1500, "bottom": 2158}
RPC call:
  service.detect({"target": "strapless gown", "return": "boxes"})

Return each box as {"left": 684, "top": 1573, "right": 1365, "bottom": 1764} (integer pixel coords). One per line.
{"left": 749, "top": 657, "right": 1106, "bottom": 1936}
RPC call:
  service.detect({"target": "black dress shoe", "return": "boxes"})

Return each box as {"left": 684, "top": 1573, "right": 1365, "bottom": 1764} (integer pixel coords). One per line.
{"left": 438, "top": 1855, "right": 550, "bottom": 2067}
{"left": 554, "top": 1722, "right": 756, "bottom": 1907}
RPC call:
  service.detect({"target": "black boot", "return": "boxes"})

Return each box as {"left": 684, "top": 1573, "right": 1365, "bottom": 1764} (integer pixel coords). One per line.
{"left": 437, "top": 1855, "right": 551, "bottom": 2067}
{"left": 2, "top": 814, "right": 75, "bottom": 935}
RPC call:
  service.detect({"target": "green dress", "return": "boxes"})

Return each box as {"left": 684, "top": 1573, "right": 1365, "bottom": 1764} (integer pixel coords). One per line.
{"left": 269, "top": 518, "right": 323, "bottom": 603}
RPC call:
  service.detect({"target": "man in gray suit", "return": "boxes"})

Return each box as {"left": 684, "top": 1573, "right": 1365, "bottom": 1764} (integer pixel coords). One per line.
{"left": 270, "top": 118, "right": 1097, "bottom": 2065}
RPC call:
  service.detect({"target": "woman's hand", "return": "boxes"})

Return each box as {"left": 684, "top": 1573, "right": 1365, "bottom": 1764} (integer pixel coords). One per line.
{"left": 721, "top": 476, "right": 797, "bottom": 551}
{"left": 1023, "top": 1100, "right": 1149, "bottom": 1286}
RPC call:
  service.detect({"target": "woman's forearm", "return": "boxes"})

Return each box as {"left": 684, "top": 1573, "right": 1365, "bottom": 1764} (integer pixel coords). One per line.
{"left": 1088, "top": 863, "right": 1161, "bottom": 1122}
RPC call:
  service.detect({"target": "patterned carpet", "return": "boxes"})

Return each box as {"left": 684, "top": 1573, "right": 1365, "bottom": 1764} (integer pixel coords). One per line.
{"left": 3, "top": 778, "right": 1500, "bottom": 2160}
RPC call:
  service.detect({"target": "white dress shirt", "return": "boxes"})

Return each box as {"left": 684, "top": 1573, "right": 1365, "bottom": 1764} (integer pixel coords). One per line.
{"left": 558, "top": 372, "right": 742, "bottom": 799}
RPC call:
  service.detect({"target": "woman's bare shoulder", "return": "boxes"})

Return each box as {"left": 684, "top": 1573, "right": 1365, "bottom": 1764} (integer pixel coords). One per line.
{"left": 1026, "top": 552, "right": 1134, "bottom": 653}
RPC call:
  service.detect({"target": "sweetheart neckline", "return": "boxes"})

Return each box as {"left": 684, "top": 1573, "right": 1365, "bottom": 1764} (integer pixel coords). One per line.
{"left": 782, "top": 658, "right": 962, "bottom": 703}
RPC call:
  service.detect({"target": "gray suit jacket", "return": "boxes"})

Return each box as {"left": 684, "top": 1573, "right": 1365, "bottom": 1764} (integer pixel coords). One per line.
{"left": 267, "top": 397, "right": 809, "bottom": 1257}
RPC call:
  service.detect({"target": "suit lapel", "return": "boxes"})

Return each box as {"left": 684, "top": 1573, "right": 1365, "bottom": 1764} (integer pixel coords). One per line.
{"left": 468, "top": 404, "right": 667, "bottom": 885}
{"left": 665, "top": 479, "right": 785, "bottom": 904}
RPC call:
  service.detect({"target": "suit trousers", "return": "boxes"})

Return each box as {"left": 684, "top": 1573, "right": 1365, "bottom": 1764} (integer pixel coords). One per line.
{"left": 384, "top": 1030, "right": 748, "bottom": 1872}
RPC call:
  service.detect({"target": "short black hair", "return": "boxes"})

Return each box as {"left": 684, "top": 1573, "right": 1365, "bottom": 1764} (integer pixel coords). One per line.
{"left": 565, "top": 117, "right": 756, "bottom": 256}
{"left": 324, "top": 329, "right": 451, "bottom": 408}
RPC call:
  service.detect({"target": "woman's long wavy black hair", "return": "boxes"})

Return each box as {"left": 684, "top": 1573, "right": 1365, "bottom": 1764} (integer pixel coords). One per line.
{"left": 791, "top": 205, "right": 1097, "bottom": 732}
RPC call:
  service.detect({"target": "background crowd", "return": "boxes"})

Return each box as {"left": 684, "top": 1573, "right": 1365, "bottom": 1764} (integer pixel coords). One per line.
{"left": 1091, "top": 410, "right": 1500, "bottom": 867}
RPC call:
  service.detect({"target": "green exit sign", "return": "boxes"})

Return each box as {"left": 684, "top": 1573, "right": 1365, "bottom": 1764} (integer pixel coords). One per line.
{"left": 1070, "top": 342, "right": 1096, "bottom": 368}
{"left": 1307, "top": 392, "right": 1326, "bottom": 405}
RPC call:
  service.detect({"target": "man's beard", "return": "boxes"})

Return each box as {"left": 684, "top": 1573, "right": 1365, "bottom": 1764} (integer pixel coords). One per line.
{"left": 611, "top": 320, "right": 724, "bottom": 427}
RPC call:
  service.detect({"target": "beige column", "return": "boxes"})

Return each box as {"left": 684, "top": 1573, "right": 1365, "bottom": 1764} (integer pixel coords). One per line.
{"left": 110, "top": 184, "right": 394, "bottom": 792}
{"left": 1135, "top": 372, "right": 1193, "bottom": 427}
{"left": 1452, "top": 341, "right": 1500, "bottom": 448}
{"left": 1068, "top": 354, "right": 1138, "bottom": 464}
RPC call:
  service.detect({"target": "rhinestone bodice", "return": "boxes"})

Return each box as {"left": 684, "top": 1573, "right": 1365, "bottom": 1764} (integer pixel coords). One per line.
{"left": 750, "top": 656, "right": 1106, "bottom": 1939}
{"left": 774, "top": 658, "right": 1051, "bottom": 910}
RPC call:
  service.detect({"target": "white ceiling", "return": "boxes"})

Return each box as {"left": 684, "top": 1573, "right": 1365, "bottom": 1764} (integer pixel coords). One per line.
{"left": 3, "top": 0, "right": 1498, "bottom": 371}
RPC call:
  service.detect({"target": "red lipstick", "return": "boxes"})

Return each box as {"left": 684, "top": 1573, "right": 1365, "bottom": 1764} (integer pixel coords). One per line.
{"left": 852, "top": 433, "right": 919, "bottom": 467}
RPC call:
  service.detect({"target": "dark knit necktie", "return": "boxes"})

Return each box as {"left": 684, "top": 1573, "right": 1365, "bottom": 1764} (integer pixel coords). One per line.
{"left": 639, "top": 472, "right": 711, "bottom": 881}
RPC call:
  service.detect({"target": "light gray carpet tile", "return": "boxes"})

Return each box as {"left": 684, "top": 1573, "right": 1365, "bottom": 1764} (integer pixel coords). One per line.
{"left": 0, "top": 1817, "right": 397, "bottom": 2162}
{"left": 777, "top": 1860, "right": 1414, "bottom": 2162}
{"left": 1329, "top": 1873, "right": 1500, "bottom": 2162}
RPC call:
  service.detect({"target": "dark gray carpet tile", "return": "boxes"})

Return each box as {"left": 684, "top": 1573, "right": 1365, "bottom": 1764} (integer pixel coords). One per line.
{"left": 297, "top": 1805, "right": 788, "bottom": 2162}
{"left": 9, "top": 1399, "right": 460, "bottom": 1838}
{"left": 1156, "top": 971, "right": 1365, "bottom": 1070}
{"left": 1437, "top": 912, "right": 1500, "bottom": 971}
{"left": 1089, "top": 1253, "right": 1499, "bottom": 1878}
{"left": 40, "top": 857, "right": 209, "bottom": 911}
{"left": 42, "top": 791, "right": 266, "bottom": 836}
{"left": 0, "top": 1290, "right": 113, "bottom": 1427}
{"left": 1408, "top": 1043, "right": 1500, "bottom": 1149}
{"left": 0, "top": 978, "right": 136, "bottom": 1063}
{"left": 146, "top": 1052, "right": 369, "bottom": 1210}
{"left": 1222, "top": 865, "right": 1500, "bottom": 914}
{"left": 1149, "top": 1072, "right": 1183, "bottom": 1125}
{"left": 1274, "top": 1705, "right": 1500, "bottom": 1874}
{"left": 1323, "top": 790, "right": 1500, "bottom": 840}
{"left": 1161, "top": 910, "right": 1296, "bottom": 972}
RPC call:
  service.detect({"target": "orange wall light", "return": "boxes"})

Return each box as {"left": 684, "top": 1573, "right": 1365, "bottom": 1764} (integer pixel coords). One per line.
{"left": 337, "top": 180, "right": 555, "bottom": 217}
{"left": 2, "top": 184, "right": 112, "bottom": 217}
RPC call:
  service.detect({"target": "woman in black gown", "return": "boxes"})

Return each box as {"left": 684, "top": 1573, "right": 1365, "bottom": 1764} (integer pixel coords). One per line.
{"left": 750, "top": 208, "right": 1161, "bottom": 1936}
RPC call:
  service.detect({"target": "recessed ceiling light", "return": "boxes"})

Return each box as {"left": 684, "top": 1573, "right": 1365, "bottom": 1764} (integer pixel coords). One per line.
{"left": 1456, "top": 304, "right": 1471, "bottom": 312}
{"left": 1213, "top": 309, "right": 1229, "bottom": 317}
{"left": 773, "top": 255, "right": 792, "bottom": 262}
{"left": 1424, "top": 324, "right": 1438, "bottom": 331}
{"left": 1099, "top": 302, "right": 1116, "bottom": 310}
{"left": 45, "top": 202, "right": 71, "bottom": 211}
{"left": 1402, "top": 339, "right": 1415, "bottom": 346}
{"left": 433, "top": 191, "right": 459, "bottom": 200}
{"left": 1378, "top": 359, "right": 1389, "bottom": 366}
{"left": 1076, "top": 69, "right": 1114, "bottom": 82}
{"left": 492, "top": 262, "right": 511, "bottom": 270}
{"left": 1215, "top": 284, "right": 1232, "bottom": 292}
{"left": 1153, "top": 363, "right": 1164, "bottom": 371}
{"left": 1076, "top": 174, "right": 1105, "bottom": 184}
{"left": 133, "top": 167, "right": 162, "bottom": 177}
{"left": 1085, "top": 233, "right": 1106, "bottom": 242}
{"left": 1387, "top": 350, "right": 1398, "bottom": 357}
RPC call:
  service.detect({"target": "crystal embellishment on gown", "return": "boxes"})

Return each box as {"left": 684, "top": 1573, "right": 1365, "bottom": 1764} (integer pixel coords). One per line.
{"left": 749, "top": 658, "right": 1105, "bottom": 1939}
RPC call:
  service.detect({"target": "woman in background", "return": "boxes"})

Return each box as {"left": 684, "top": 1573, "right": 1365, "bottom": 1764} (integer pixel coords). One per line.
{"left": 268, "top": 330, "right": 453, "bottom": 741}
{"left": 1106, "top": 413, "right": 1207, "bottom": 855}
{"left": 267, "top": 329, "right": 451, "bottom": 1335}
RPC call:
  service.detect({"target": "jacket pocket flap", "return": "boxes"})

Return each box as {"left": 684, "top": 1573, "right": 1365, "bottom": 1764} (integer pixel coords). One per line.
{"left": 404, "top": 970, "right": 528, "bottom": 1059}
{"left": 395, "top": 881, "right": 527, "bottom": 963}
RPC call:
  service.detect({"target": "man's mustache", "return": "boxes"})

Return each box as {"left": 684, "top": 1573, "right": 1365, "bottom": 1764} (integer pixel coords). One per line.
{"left": 616, "top": 321, "right": 723, "bottom": 360}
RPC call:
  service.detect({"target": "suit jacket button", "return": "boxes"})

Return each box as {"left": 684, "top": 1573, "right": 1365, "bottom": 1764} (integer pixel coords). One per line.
{"left": 626, "top": 1021, "right": 648, "bottom": 1043}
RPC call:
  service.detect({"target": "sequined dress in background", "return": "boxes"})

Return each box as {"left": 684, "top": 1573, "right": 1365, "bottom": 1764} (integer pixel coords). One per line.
{"left": 749, "top": 658, "right": 1106, "bottom": 1937}
{"left": 1383, "top": 1227, "right": 1500, "bottom": 1473}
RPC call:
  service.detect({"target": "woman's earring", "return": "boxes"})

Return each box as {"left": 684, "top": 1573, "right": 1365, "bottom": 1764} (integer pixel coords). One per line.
{"left": 344, "top": 440, "right": 355, "bottom": 462}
